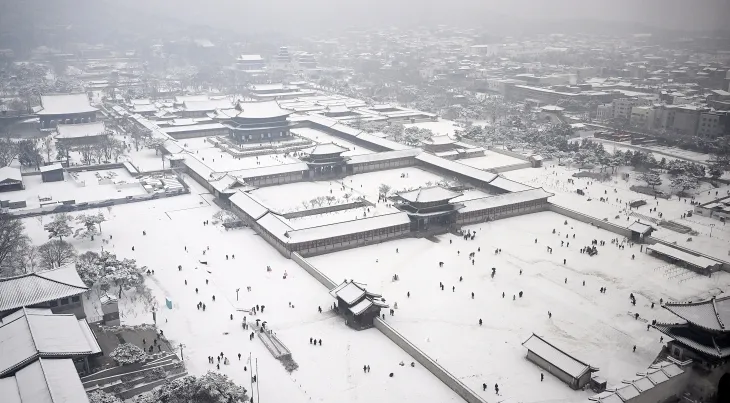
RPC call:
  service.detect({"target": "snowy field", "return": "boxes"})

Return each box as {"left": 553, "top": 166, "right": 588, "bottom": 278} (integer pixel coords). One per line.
{"left": 404, "top": 120, "right": 462, "bottom": 136}
{"left": 250, "top": 181, "right": 366, "bottom": 214}
{"left": 21, "top": 179, "right": 460, "bottom": 403}
{"left": 5, "top": 170, "right": 146, "bottom": 209}
{"left": 310, "top": 211, "right": 730, "bottom": 403}
{"left": 342, "top": 167, "right": 449, "bottom": 201}
{"left": 504, "top": 162, "right": 729, "bottom": 261}
{"left": 458, "top": 150, "right": 529, "bottom": 170}
{"left": 292, "top": 127, "right": 375, "bottom": 157}
{"left": 249, "top": 166, "right": 449, "bottom": 215}
{"left": 286, "top": 206, "right": 388, "bottom": 229}
{"left": 186, "top": 149, "right": 298, "bottom": 173}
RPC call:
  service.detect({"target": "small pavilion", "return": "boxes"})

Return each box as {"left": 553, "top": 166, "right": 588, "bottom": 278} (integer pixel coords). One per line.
{"left": 421, "top": 135, "right": 458, "bottom": 153}
{"left": 395, "top": 186, "right": 462, "bottom": 231}
{"left": 330, "top": 280, "right": 388, "bottom": 330}
{"left": 301, "top": 143, "right": 349, "bottom": 179}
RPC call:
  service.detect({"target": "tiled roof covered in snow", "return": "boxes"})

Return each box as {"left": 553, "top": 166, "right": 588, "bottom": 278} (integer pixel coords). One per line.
{"left": 346, "top": 149, "right": 421, "bottom": 165}
{"left": 37, "top": 94, "right": 96, "bottom": 115}
{"left": 0, "top": 166, "right": 22, "bottom": 183}
{"left": 229, "top": 191, "right": 269, "bottom": 221}
{"left": 0, "top": 266, "right": 88, "bottom": 313}
{"left": 234, "top": 101, "right": 292, "bottom": 119}
{"left": 458, "top": 188, "right": 553, "bottom": 213}
{"left": 309, "top": 143, "right": 349, "bottom": 155}
{"left": 522, "top": 333, "right": 594, "bottom": 379}
{"left": 0, "top": 308, "right": 100, "bottom": 376}
{"left": 0, "top": 358, "right": 90, "bottom": 403}
{"left": 286, "top": 212, "right": 410, "bottom": 244}
{"left": 55, "top": 122, "right": 106, "bottom": 139}
{"left": 647, "top": 244, "right": 721, "bottom": 272}
{"left": 397, "top": 186, "right": 462, "bottom": 204}
{"left": 663, "top": 295, "right": 730, "bottom": 332}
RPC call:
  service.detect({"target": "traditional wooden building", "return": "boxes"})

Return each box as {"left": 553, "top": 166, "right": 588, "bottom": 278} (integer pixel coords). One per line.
{"left": 0, "top": 265, "right": 88, "bottom": 320}
{"left": 455, "top": 188, "right": 553, "bottom": 224}
{"left": 329, "top": 280, "right": 388, "bottom": 330}
{"left": 0, "top": 167, "right": 23, "bottom": 192}
{"left": 345, "top": 149, "right": 420, "bottom": 174}
{"left": 395, "top": 186, "right": 462, "bottom": 231}
{"left": 522, "top": 333, "right": 599, "bottom": 390}
{"left": 654, "top": 296, "right": 730, "bottom": 365}
{"left": 37, "top": 93, "right": 97, "bottom": 129}
{"left": 55, "top": 121, "right": 108, "bottom": 148}
{"left": 301, "top": 143, "right": 349, "bottom": 179}
{"left": 218, "top": 101, "right": 295, "bottom": 143}
{"left": 0, "top": 307, "right": 102, "bottom": 377}
{"left": 40, "top": 163, "right": 64, "bottom": 182}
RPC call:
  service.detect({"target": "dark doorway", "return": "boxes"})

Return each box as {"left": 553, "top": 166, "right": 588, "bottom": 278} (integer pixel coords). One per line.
{"left": 718, "top": 373, "right": 730, "bottom": 403}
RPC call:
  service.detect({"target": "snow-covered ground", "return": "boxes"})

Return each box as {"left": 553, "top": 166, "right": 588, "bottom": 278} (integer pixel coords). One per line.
{"left": 186, "top": 149, "right": 298, "bottom": 173}
{"left": 404, "top": 120, "right": 462, "bottom": 136}
{"left": 504, "top": 163, "right": 729, "bottom": 262}
{"left": 250, "top": 181, "right": 367, "bottom": 214}
{"left": 309, "top": 211, "right": 730, "bottom": 403}
{"left": 21, "top": 179, "right": 461, "bottom": 403}
{"left": 343, "top": 167, "right": 449, "bottom": 200}
{"left": 7, "top": 170, "right": 146, "bottom": 209}
{"left": 286, "top": 207, "right": 383, "bottom": 229}
{"left": 249, "top": 167, "right": 448, "bottom": 215}
{"left": 292, "top": 127, "right": 375, "bottom": 157}
{"left": 458, "top": 150, "right": 528, "bottom": 170}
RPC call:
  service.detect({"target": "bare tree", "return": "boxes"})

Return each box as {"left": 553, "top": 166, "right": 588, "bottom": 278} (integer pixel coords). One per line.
{"left": 41, "top": 135, "right": 54, "bottom": 163}
{"left": 0, "top": 138, "right": 17, "bottom": 167}
{"left": 37, "top": 240, "right": 77, "bottom": 270}
{"left": 0, "top": 215, "right": 30, "bottom": 276}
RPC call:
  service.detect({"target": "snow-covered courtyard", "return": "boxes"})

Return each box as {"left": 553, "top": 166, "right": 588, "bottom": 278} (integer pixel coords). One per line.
{"left": 458, "top": 150, "right": 529, "bottom": 170}
{"left": 309, "top": 211, "right": 730, "bottom": 403}
{"left": 20, "top": 178, "right": 461, "bottom": 403}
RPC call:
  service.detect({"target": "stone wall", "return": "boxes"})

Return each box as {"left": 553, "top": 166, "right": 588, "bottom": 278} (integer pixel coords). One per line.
{"left": 291, "top": 252, "right": 337, "bottom": 289}
{"left": 548, "top": 203, "right": 633, "bottom": 238}
{"left": 374, "top": 318, "right": 487, "bottom": 403}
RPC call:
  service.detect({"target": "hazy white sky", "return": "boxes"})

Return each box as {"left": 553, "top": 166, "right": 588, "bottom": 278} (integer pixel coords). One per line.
{"left": 119, "top": 0, "right": 729, "bottom": 33}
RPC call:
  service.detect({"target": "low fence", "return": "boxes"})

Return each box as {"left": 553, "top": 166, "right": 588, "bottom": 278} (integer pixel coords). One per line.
{"left": 548, "top": 203, "right": 633, "bottom": 238}
{"left": 282, "top": 200, "right": 369, "bottom": 219}
{"left": 291, "top": 252, "right": 337, "bottom": 289}
{"left": 374, "top": 318, "right": 487, "bottom": 403}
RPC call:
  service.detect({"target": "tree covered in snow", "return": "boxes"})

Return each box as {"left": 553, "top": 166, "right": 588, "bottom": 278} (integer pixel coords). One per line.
{"left": 133, "top": 372, "right": 248, "bottom": 403}
{"left": 87, "top": 390, "right": 122, "bottom": 403}
{"left": 670, "top": 173, "right": 700, "bottom": 194}
{"left": 44, "top": 213, "right": 74, "bottom": 241}
{"left": 640, "top": 170, "right": 662, "bottom": 189}
{"left": 37, "top": 240, "right": 77, "bottom": 270}
{"left": 401, "top": 127, "right": 434, "bottom": 145}
{"left": 110, "top": 343, "right": 148, "bottom": 365}
{"left": 74, "top": 251, "right": 144, "bottom": 297}
{"left": 74, "top": 213, "right": 106, "bottom": 240}
{"left": 378, "top": 183, "right": 392, "bottom": 197}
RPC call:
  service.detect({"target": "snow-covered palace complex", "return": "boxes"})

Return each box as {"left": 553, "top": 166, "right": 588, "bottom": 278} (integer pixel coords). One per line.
{"left": 115, "top": 94, "right": 730, "bottom": 403}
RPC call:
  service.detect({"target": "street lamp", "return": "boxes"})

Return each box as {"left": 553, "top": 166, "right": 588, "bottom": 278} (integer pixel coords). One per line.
{"left": 710, "top": 224, "right": 716, "bottom": 238}
{"left": 179, "top": 343, "right": 185, "bottom": 361}
{"left": 236, "top": 288, "right": 240, "bottom": 301}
